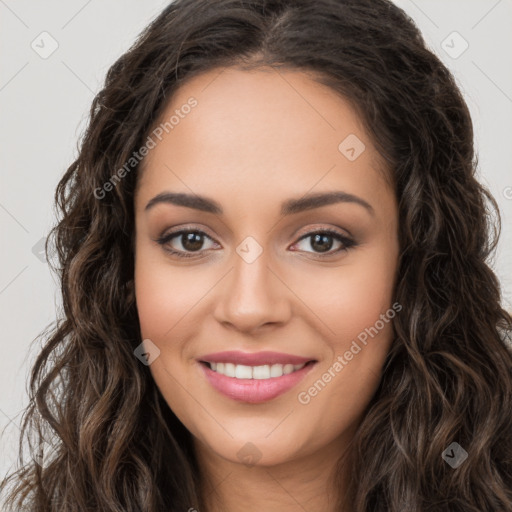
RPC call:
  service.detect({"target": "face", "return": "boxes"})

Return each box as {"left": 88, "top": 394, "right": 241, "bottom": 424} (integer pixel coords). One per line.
{"left": 134, "top": 66, "right": 399, "bottom": 468}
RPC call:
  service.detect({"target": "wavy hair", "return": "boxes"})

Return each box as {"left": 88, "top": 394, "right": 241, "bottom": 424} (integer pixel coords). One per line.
{"left": 2, "top": 0, "right": 512, "bottom": 510}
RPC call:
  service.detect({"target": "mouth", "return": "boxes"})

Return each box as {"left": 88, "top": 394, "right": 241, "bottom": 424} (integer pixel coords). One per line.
{"left": 198, "top": 359, "right": 318, "bottom": 403}
{"left": 199, "top": 360, "right": 315, "bottom": 379}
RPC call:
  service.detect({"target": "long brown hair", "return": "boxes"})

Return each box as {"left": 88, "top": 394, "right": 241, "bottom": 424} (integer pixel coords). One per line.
{"left": 2, "top": 0, "right": 512, "bottom": 510}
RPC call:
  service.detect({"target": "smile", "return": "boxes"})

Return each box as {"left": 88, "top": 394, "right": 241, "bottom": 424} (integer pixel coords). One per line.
{"left": 198, "top": 360, "right": 317, "bottom": 403}
{"left": 205, "top": 361, "right": 307, "bottom": 379}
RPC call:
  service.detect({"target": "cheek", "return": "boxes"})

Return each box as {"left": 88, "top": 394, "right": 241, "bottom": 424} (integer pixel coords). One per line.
{"left": 135, "top": 264, "right": 176, "bottom": 343}
{"left": 133, "top": 247, "right": 220, "bottom": 415}
{"left": 134, "top": 252, "right": 210, "bottom": 342}
{"left": 133, "top": 255, "right": 206, "bottom": 422}
{"left": 292, "top": 245, "right": 398, "bottom": 437}
{"left": 292, "top": 244, "right": 397, "bottom": 400}
{"left": 291, "top": 244, "right": 398, "bottom": 348}
{"left": 334, "top": 263, "right": 395, "bottom": 340}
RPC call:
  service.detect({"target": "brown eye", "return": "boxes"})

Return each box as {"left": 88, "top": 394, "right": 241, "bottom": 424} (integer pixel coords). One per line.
{"left": 156, "top": 229, "right": 218, "bottom": 259}
{"left": 180, "top": 232, "right": 206, "bottom": 252}
{"left": 310, "top": 233, "right": 335, "bottom": 253}
{"left": 292, "top": 229, "right": 356, "bottom": 257}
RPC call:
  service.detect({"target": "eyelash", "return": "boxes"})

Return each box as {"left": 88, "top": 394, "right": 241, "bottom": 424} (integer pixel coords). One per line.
{"left": 154, "top": 226, "right": 357, "bottom": 260}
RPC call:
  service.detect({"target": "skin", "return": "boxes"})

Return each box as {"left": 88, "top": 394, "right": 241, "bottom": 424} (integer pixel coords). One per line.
{"left": 134, "top": 66, "right": 399, "bottom": 512}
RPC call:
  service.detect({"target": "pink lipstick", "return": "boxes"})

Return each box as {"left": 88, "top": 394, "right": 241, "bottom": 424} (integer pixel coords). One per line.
{"left": 197, "top": 351, "right": 317, "bottom": 403}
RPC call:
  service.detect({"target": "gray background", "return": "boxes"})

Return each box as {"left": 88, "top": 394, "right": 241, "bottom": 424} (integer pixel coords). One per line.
{"left": 1, "top": 0, "right": 511, "bottom": 487}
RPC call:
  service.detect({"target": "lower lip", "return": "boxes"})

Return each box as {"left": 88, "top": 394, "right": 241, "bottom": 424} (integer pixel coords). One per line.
{"left": 198, "top": 361, "right": 317, "bottom": 403}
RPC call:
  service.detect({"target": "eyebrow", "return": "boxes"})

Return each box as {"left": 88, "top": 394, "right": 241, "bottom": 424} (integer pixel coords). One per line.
{"left": 145, "top": 190, "right": 375, "bottom": 217}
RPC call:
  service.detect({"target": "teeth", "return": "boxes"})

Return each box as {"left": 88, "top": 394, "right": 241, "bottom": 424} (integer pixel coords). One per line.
{"left": 208, "top": 362, "right": 307, "bottom": 379}
{"left": 235, "top": 364, "right": 252, "bottom": 379}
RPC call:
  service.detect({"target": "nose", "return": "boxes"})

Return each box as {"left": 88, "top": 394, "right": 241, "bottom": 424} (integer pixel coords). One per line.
{"left": 213, "top": 247, "right": 292, "bottom": 334}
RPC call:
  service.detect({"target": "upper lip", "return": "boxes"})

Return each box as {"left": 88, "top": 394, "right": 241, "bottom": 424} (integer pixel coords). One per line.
{"left": 198, "top": 350, "right": 316, "bottom": 366}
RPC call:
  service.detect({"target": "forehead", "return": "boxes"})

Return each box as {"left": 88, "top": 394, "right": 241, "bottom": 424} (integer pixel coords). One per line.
{"left": 135, "top": 67, "right": 393, "bottom": 215}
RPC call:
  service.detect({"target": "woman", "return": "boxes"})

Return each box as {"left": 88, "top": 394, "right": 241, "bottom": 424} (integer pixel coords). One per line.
{"left": 2, "top": 0, "right": 512, "bottom": 510}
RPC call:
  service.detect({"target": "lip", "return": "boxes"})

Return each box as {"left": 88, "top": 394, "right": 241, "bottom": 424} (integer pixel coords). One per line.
{"left": 198, "top": 350, "right": 314, "bottom": 366}
{"left": 198, "top": 359, "right": 318, "bottom": 404}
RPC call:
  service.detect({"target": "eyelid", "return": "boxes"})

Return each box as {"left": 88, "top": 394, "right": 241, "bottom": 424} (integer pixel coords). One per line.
{"left": 159, "top": 224, "right": 216, "bottom": 239}
{"left": 292, "top": 223, "right": 352, "bottom": 241}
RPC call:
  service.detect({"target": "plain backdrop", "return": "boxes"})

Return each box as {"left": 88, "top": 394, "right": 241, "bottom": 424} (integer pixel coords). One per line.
{"left": 1, "top": 0, "right": 511, "bottom": 488}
